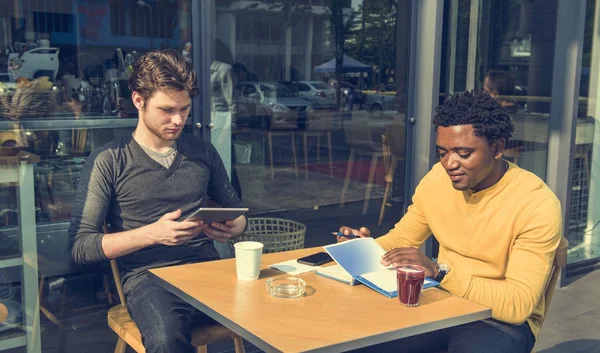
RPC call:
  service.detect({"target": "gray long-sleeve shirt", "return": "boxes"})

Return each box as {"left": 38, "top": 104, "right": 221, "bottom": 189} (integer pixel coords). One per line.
{"left": 68, "top": 134, "right": 243, "bottom": 293}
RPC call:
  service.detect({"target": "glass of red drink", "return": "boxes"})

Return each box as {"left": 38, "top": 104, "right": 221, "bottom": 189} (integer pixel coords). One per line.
{"left": 397, "top": 265, "right": 426, "bottom": 307}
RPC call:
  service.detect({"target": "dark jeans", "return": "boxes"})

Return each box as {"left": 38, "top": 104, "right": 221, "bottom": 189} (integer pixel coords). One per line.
{"left": 126, "top": 274, "right": 217, "bottom": 353}
{"left": 350, "top": 319, "right": 535, "bottom": 353}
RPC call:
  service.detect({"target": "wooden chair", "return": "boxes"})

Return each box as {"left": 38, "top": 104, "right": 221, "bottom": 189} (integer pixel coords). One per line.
{"left": 537, "top": 236, "right": 569, "bottom": 328}
{"left": 302, "top": 115, "right": 334, "bottom": 179}
{"left": 436, "top": 236, "right": 568, "bottom": 353}
{"left": 105, "top": 229, "right": 246, "bottom": 353}
{"left": 340, "top": 119, "right": 384, "bottom": 214}
{"left": 530, "top": 236, "right": 569, "bottom": 353}
{"left": 378, "top": 123, "right": 405, "bottom": 226}
{"left": 266, "top": 130, "right": 298, "bottom": 180}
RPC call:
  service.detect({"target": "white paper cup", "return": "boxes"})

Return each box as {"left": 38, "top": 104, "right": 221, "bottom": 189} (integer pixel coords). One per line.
{"left": 234, "top": 241, "right": 264, "bottom": 281}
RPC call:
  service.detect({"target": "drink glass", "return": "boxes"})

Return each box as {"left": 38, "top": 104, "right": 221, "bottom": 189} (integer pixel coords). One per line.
{"left": 397, "top": 265, "right": 426, "bottom": 307}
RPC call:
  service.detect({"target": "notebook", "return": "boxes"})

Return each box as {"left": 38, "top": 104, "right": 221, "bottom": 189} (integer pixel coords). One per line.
{"left": 316, "top": 237, "right": 439, "bottom": 298}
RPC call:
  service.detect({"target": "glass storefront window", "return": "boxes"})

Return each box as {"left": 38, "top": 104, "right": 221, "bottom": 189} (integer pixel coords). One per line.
{"left": 570, "top": 0, "right": 599, "bottom": 264}
{"left": 0, "top": 1, "right": 192, "bottom": 351}
{"left": 443, "top": 0, "right": 560, "bottom": 181}
{"left": 210, "top": 0, "right": 413, "bottom": 262}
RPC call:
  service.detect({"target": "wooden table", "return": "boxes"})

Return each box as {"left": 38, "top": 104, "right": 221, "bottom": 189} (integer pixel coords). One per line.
{"left": 150, "top": 248, "right": 491, "bottom": 353}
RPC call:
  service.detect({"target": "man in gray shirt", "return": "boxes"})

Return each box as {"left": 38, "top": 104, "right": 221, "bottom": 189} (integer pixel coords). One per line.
{"left": 69, "top": 49, "right": 247, "bottom": 353}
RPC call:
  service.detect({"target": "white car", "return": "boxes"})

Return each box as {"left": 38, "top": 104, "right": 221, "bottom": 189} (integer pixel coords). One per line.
{"left": 281, "top": 81, "right": 336, "bottom": 110}
{"left": 237, "top": 82, "right": 315, "bottom": 129}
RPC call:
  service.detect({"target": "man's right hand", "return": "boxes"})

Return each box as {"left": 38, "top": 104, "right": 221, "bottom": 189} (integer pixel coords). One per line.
{"left": 147, "top": 209, "right": 207, "bottom": 246}
{"left": 337, "top": 226, "right": 371, "bottom": 243}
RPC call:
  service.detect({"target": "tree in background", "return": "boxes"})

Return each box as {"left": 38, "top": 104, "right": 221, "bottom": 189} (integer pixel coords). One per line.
{"left": 346, "top": 0, "right": 397, "bottom": 88}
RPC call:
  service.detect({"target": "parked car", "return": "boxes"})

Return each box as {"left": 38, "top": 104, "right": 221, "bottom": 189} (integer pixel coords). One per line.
{"left": 366, "top": 84, "right": 399, "bottom": 118}
{"left": 234, "top": 86, "right": 272, "bottom": 129}
{"left": 236, "top": 82, "right": 314, "bottom": 129}
{"left": 279, "top": 80, "right": 336, "bottom": 110}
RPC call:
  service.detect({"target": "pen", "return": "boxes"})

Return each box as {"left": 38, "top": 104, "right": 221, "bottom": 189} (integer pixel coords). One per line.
{"left": 331, "top": 231, "right": 359, "bottom": 239}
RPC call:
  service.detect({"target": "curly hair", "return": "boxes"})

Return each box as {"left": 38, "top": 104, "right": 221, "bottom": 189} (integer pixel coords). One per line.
{"left": 128, "top": 49, "right": 199, "bottom": 107}
{"left": 433, "top": 91, "right": 514, "bottom": 143}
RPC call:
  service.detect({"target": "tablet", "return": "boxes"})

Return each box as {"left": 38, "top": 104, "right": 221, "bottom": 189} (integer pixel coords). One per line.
{"left": 182, "top": 207, "right": 249, "bottom": 224}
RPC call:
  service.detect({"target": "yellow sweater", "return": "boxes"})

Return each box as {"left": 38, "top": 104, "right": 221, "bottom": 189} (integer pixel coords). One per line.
{"left": 376, "top": 161, "right": 561, "bottom": 338}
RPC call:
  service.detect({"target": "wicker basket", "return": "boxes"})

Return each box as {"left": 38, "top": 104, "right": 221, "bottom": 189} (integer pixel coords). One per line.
{"left": 229, "top": 217, "right": 306, "bottom": 253}
{"left": 0, "top": 86, "right": 56, "bottom": 120}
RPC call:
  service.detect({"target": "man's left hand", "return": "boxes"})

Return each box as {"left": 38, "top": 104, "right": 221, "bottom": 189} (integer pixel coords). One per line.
{"left": 204, "top": 215, "right": 247, "bottom": 243}
{"left": 381, "top": 247, "right": 438, "bottom": 279}
{"left": 204, "top": 220, "right": 236, "bottom": 243}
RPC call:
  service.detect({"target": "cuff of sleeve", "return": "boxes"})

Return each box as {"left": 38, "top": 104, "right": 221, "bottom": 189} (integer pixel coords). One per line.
{"left": 242, "top": 214, "right": 249, "bottom": 234}
{"left": 440, "top": 268, "right": 471, "bottom": 298}
{"left": 95, "top": 232, "right": 109, "bottom": 261}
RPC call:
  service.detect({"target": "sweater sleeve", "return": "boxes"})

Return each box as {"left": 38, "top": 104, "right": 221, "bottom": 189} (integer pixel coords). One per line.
{"left": 441, "top": 196, "right": 562, "bottom": 324}
{"left": 376, "top": 169, "right": 433, "bottom": 251}
{"left": 68, "top": 149, "right": 114, "bottom": 264}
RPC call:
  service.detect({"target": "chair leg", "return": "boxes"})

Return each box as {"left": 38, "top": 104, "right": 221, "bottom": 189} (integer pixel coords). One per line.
{"left": 114, "top": 338, "right": 127, "bottom": 353}
{"left": 363, "top": 153, "right": 380, "bottom": 214}
{"left": 291, "top": 132, "right": 298, "bottom": 178}
{"left": 378, "top": 155, "right": 397, "bottom": 226}
{"left": 378, "top": 181, "right": 392, "bottom": 226}
{"left": 327, "top": 132, "right": 333, "bottom": 178}
{"left": 317, "top": 134, "right": 321, "bottom": 165}
{"left": 233, "top": 335, "right": 246, "bottom": 353}
{"left": 268, "top": 132, "right": 274, "bottom": 180}
{"left": 303, "top": 132, "right": 309, "bottom": 179}
{"left": 340, "top": 149, "right": 355, "bottom": 207}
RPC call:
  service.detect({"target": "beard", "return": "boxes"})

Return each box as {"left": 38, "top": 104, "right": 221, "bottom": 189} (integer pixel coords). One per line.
{"left": 142, "top": 115, "right": 182, "bottom": 142}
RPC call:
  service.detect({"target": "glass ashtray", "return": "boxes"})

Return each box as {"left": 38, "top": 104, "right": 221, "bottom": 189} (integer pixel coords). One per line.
{"left": 265, "top": 276, "right": 306, "bottom": 298}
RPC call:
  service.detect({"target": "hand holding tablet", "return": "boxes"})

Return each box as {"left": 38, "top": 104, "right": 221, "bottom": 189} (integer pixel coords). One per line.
{"left": 183, "top": 207, "right": 249, "bottom": 224}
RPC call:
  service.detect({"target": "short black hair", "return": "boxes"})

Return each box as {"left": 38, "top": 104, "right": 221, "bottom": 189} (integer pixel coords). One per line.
{"left": 485, "top": 70, "right": 515, "bottom": 96}
{"left": 232, "top": 63, "right": 248, "bottom": 73}
{"left": 433, "top": 91, "right": 514, "bottom": 144}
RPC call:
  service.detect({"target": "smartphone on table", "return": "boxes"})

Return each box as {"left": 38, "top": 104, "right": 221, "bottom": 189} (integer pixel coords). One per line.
{"left": 297, "top": 252, "right": 333, "bottom": 266}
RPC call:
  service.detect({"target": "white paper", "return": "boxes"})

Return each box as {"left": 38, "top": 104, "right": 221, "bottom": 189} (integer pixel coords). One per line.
{"left": 268, "top": 259, "right": 321, "bottom": 275}
{"left": 360, "top": 268, "right": 398, "bottom": 292}
{"left": 317, "top": 264, "right": 354, "bottom": 284}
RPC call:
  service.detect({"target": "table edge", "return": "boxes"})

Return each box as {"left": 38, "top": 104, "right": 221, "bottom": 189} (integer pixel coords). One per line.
{"left": 149, "top": 269, "right": 491, "bottom": 353}
{"left": 149, "top": 270, "right": 281, "bottom": 353}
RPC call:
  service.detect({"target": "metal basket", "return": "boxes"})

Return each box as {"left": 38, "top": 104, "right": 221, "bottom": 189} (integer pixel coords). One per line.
{"left": 229, "top": 217, "right": 306, "bottom": 253}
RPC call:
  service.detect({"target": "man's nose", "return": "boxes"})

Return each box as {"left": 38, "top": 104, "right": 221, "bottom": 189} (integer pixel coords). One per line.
{"left": 172, "top": 113, "right": 184, "bottom": 126}
{"left": 444, "top": 154, "right": 461, "bottom": 170}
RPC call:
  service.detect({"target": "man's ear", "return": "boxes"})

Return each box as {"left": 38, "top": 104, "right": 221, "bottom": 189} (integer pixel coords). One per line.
{"left": 132, "top": 91, "right": 145, "bottom": 111}
{"left": 494, "top": 138, "right": 506, "bottom": 159}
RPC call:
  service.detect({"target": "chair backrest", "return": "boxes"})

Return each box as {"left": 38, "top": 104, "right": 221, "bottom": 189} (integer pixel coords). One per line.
{"left": 103, "top": 223, "right": 127, "bottom": 306}
{"left": 540, "top": 236, "right": 569, "bottom": 327}
{"left": 384, "top": 123, "right": 406, "bottom": 159}
{"left": 343, "top": 118, "right": 379, "bottom": 154}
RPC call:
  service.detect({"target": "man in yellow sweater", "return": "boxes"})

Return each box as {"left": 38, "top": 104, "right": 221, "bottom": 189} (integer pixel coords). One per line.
{"left": 340, "top": 91, "right": 561, "bottom": 353}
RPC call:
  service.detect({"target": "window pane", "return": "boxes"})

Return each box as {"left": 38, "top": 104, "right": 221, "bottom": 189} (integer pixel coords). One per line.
{"left": 0, "top": 0, "right": 192, "bottom": 350}
{"left": 570, "top": 0, "right": 599, "bottom": 264}
{"left": 209, "top": 0, "right": 413, "bottom": 274}
{"left": 442, "top": 0, "right": 559, "bottom": 180}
